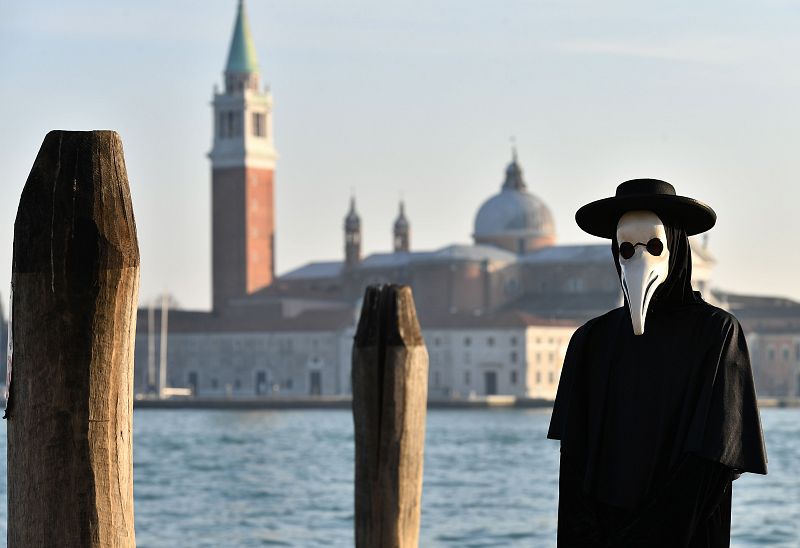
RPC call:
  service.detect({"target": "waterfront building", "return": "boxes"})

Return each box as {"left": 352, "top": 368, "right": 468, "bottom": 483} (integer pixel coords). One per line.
{"left": 424, "top": 318, "right": 575, "bottom": 400}
{"left": 719, "top": 293, "right": 800, "bottom": 398}
{"left": 131, "top": 0, "right": 800, "bottom": 401}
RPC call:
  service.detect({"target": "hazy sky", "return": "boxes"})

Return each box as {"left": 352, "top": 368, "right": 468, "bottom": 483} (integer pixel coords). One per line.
{"left": 2, "top": 0, "right": 799, "bottom": 310}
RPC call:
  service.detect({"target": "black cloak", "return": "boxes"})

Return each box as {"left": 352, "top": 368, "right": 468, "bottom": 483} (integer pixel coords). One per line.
{"left": 548, "top": 226, "right": 767, "bottom": 547}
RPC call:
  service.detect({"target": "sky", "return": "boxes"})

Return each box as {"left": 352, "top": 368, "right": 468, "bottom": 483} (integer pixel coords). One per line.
{"left": 1, "top": 0, "right": 799, "bottom": 311}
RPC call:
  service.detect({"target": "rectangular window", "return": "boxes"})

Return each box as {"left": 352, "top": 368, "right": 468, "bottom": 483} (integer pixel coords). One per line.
{"left": 487, "top": 337, "right": 495, "bottom": 347}
{"left": 465, "top": 371, "right": 471, "bottom": 385}
{"left": 510, "top": 370, "right": 518, "bottom": 385}
{"left": 796, "top": 343, "right": 800, "bottom": 361}
{"left": 217, "top": 112, "right": 226, "bottom": 138}
{"left": 227, "top": 111, "right": 235, "bottom": 137}
{"left": 510, "top": 351, "right": 517, "bottom": 363}
{"left": 252, "top": 112, "right": 267, "bottom": 137}
{"left": 255, "top": 371, "right": 267, "bottom": 395}
{"left": 536, "top": 371, "right": 541, "bottom": 384}
{"left": 783, "top": 348, "right": 790, "bottom": 361}
{"left": 548, "top": 372, "right": 555, "bottom": 384}
{"left": 309, "top": 371, "right": 321, "bottom": 395}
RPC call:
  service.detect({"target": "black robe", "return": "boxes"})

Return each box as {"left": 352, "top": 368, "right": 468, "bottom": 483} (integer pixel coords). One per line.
{"left": 548, "top": 227, "right": 767, "bottom": 547}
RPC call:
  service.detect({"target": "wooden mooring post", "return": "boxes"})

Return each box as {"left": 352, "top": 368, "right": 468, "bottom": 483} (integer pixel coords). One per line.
{"left": 352, "top": 284, "right": 429, "bottom": 548}
{"left": 7, "top": 131, "right": 139, "bottom": 547}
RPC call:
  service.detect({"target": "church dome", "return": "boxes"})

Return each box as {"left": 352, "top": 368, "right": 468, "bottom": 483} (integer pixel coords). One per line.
{"left": 473, "top": 152, "right": 556, "bottom": 253}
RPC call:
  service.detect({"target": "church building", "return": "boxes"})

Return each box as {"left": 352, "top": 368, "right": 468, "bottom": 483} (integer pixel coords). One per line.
{"left": 132, "top": 0, "right": 800, "bottom": 401}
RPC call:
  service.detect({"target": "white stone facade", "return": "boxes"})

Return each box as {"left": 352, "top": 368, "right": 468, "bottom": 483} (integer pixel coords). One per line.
{"left": 134, "top": 322, "right": 576, "bottom": 400}
{"left": 425, "top": 325, "right": 575, "bottom": 399}
{"left": 135, "top": 329, "right": 348, "bottom": 398}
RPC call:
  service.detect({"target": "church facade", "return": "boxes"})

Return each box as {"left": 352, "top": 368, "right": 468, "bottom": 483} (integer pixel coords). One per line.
{"left": 131, "top": 1, "right": 800, "bottom": 401}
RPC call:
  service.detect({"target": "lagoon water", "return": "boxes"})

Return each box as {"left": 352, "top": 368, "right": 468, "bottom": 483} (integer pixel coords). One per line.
{"left": 0, "top": 408, "right": 796, "bottom": 547}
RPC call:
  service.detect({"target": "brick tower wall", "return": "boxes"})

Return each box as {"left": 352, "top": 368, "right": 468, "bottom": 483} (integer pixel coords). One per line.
{"left": 212, "top": 166, "right": 275, "bottom": 311}
{"left": 245, "top": 167, "right": 275, "bottom": 292}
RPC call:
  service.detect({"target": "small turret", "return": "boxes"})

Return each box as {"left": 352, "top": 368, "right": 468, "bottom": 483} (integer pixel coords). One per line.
{"left": 345, "top": 197, "right": 362, "bottom": 268}
{"left": 393, "top": 200, "right": 410, "bottom": 253}
{"left": 502, "top": 146, "right": 526, "bottom": 192}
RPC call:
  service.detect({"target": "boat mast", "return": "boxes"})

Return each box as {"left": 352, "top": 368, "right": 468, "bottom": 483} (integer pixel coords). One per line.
{"left": 147, "top": 297, "right": 155, "bottom": 393}
{"left": 158, "top": 292, "right": 169, "bottom": 398}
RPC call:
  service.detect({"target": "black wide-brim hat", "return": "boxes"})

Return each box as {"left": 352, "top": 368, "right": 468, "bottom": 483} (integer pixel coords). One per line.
{"left": 575, "top": 178, "right": 716, "bottom": 238}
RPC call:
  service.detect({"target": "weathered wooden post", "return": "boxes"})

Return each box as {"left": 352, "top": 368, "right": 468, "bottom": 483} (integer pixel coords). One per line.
{"left": 352, "top": 284, "right": 429, "bottom": 548}
{"left": 7, "top": 130, "right": 139, "bottom": 547}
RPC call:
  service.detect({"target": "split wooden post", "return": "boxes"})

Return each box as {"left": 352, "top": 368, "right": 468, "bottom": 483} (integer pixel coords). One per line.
{"left": 7, "top": 130, "right": 139, "bottom": 547}
{"left": 352, "top": 284, "right": 429, "bottom": 548}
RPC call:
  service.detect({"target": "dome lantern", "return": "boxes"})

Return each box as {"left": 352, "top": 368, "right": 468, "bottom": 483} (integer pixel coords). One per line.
{"left": 473, "top": 150, "right": 556, "bottom": 254}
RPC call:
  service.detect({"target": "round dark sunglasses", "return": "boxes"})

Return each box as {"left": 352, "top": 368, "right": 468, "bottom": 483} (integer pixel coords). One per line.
{"left": 619, "top": 238, "right": 664, "bottom": 260}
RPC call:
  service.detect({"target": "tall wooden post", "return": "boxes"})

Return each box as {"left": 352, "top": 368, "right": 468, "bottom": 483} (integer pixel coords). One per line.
{"left": 7, "top": 130, "right": 139, "bottom": 547}
{"left": 352, "top": 284, "right": 429, "bottom": 548}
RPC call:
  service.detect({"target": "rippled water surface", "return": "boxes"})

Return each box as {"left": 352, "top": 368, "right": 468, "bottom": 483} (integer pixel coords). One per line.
{"left": 0, "top": 408, "right": 796, "bottom": 546}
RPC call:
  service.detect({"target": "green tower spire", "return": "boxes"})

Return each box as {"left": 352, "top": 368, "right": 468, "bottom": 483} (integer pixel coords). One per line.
{"left": 225, "top": 0, "right": 260, "bottom": 74}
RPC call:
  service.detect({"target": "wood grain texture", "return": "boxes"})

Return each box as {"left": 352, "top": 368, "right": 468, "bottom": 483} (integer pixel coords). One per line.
{"left": 8, "top": 130, "right": 139, "bottom": 547}
{"left": 353, "top": 285, "right": 428, "bottom": 548}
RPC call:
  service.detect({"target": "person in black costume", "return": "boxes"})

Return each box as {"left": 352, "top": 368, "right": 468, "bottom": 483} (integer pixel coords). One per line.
{"left": 548, "top": 179, "right": 767, "bottom": 547}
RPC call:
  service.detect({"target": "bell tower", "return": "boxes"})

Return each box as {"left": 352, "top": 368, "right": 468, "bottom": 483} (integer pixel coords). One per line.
{"left": 209, "top": 0, "right": 277, "bottom": 312}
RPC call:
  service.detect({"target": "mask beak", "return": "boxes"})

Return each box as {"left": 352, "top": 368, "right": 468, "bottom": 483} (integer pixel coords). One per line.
{"left": 616, "top": 210, "right": 670, "bottom": 336}
{"left": 620, "top": 252, "right": 662, "bottom": 336}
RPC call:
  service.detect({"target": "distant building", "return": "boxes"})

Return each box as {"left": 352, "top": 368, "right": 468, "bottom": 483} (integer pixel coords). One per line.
{"left": 718, "top": 293, "right": 800, "bottom": 398}
{"left": 132, "top": 0, "right": 800, "bottom": 400}
{"left": 209, "top": 0, "right": 278, "bottom": 311}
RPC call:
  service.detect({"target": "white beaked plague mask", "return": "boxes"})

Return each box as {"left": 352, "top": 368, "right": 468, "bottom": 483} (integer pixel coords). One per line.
{"left": 617, "top": 211, "right": 669, "bottom": 336}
